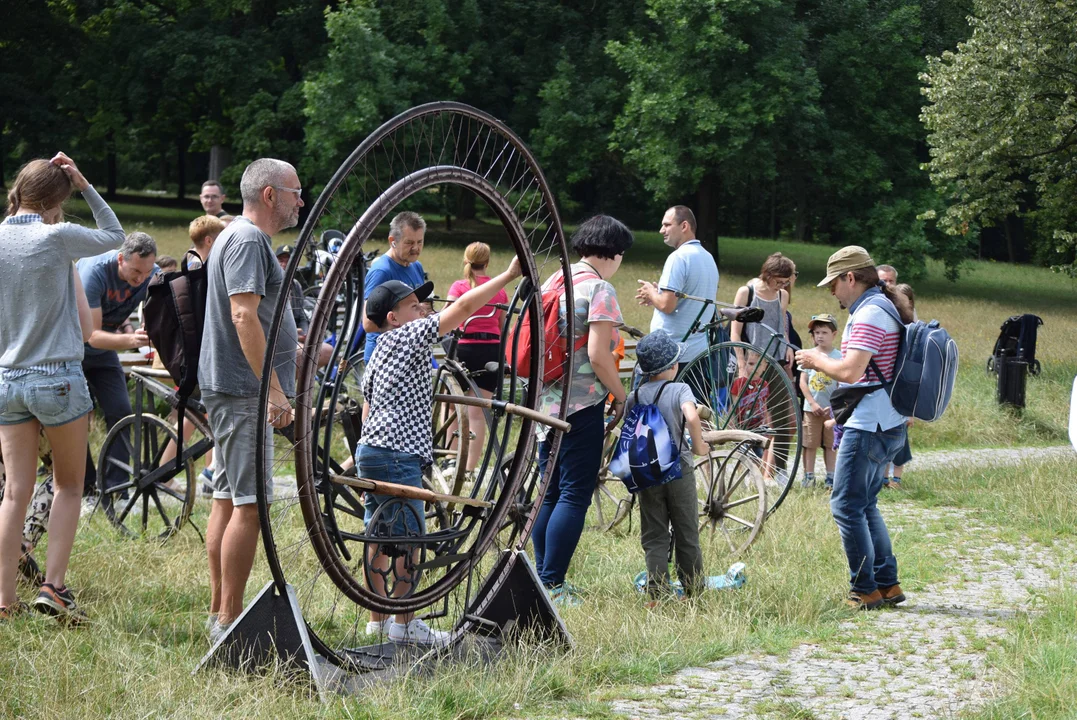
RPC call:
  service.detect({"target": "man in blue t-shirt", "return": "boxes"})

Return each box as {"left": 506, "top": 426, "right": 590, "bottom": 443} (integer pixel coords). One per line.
{"left": 360, "top": 211, "right": 430, "bottom": 363}
{"left": 77, "top": 232, "right": 159, "bottom": 497}
{"left": 635, "top": 207, "right": 720, "bottom": 401}
{"left": 635, "top": 206, "right": 719, "bottom": 364}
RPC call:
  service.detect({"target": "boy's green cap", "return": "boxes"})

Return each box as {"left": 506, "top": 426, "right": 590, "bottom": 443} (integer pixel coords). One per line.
{"left": 808, "top": 313, "right": 838, "bottom": 331}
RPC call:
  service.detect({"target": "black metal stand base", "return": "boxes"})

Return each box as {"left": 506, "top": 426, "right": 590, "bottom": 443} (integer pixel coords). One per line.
{"left": 194, "top": 552, "right": 571, "bottom": 697}
{"left": 193, "top": 581, "right": 330, "bottom": 700}
{"left": 466, "top": 550, "right": 573, "bottom": 648}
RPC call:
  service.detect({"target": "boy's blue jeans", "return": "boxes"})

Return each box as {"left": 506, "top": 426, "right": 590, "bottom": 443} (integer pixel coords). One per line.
{"left": 830, "top": 424, "right": 907, "bottom": 594}
{"left": 533, "top": 402, "right": 605, "bottom": 588}
{"left": 356, "top": 444, "right": 425, "bottom": 536}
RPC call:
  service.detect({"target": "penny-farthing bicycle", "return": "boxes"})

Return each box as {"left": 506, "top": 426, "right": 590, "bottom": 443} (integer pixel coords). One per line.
{"left": 256, "top": 103, "right": 576, "bottom": 673}
{"left": 591, "top": 307, "right": 774, "bottom": 556}
{"left": 674, "top": 294, "right": 803, "bottom": 517}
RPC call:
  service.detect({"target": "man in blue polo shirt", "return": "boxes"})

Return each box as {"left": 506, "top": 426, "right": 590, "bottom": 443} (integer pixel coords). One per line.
{"left": 636, "top": 205, "right": 720, "bottom": 361}
{"left": 361, "top": 211, "right": 430, "bottom": 363}
{"left": 77, "top": 232, "right": 159, "bottom": 497}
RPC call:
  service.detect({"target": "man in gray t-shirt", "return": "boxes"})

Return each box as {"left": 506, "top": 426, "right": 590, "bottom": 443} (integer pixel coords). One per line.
{"left": 198, "top": 158, "right": 301, "bottom": 639}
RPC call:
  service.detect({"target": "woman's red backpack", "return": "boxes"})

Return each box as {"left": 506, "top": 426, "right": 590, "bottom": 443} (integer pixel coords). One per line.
{"left": 507, "top": 268, "right": 599, "bottom": 384}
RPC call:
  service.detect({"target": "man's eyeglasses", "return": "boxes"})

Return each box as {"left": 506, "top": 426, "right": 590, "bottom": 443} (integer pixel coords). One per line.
{"left": 272, "top": 186, "right": 302, "bottom": 195}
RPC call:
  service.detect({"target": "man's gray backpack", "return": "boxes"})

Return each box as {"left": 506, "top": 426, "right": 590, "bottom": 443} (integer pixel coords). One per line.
{"left": 865, "top": 295, "right": 959, "bottom": 422}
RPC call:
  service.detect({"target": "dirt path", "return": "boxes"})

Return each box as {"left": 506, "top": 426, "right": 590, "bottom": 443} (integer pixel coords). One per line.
{"left": 611, "top": 459, "right": 1077, "bottom": 719}
{"left": 806, "top": 444, "right": 1073, "bottom": 479}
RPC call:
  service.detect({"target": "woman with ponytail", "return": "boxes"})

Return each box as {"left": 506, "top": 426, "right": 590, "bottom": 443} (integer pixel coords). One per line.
{"left": 445, "top": 242, "right": 509, "bottom": 475}
{"left": 0, "top": 153, "right": 124, "bottom": 623}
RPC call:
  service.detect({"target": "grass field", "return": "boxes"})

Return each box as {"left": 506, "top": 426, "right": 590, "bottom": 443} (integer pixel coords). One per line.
{"left": 67, "top": 198, "right": 1077, "bottom": 451}
{"left": 3, "top": 455, "right": 1076, "bottom": 718}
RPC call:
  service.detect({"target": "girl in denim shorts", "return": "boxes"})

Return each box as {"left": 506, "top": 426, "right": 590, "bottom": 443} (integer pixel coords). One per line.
{"left": 0, "top": 154, "right": 124, "bottom": 623}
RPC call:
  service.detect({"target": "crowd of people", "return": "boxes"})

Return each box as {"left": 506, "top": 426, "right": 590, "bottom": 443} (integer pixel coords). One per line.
{"left": 0, "top": 152, "right": 918, "bottom": 635}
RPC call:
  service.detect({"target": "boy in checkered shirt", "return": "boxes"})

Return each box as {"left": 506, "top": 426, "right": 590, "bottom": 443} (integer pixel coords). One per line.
{"left": 357, "top": 255, "right": 520, "bottom": 646}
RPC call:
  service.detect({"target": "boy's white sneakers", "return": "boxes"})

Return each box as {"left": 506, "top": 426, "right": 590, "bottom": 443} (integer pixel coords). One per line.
{"left": 389, "top": 618, "right": 451, "bottom": 646}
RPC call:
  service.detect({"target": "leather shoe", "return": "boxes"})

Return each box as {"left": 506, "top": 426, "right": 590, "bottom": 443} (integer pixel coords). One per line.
{"left": 845, "top": 589, "right": 884, "bottom": 610}
{"left": 878, "top": 584, "right": 906, "bottom": 606}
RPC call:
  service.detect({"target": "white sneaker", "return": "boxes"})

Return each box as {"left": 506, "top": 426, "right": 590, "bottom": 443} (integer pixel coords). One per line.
{"left": 388, "top": 618, "right": 451, "bottom": 647}
{"left": 209, "top": 618, "right": 231, "bottom": 645}
{"left": 365, "top": 618, "right": 392, "bottom": 636}
{"left": 80, "top": 496, "right": 99, "bottom": 518}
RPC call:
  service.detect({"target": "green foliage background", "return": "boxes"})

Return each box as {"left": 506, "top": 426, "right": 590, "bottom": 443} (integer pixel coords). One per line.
{"left": 4, "top": 0, "right": 1074, "bottom": 277}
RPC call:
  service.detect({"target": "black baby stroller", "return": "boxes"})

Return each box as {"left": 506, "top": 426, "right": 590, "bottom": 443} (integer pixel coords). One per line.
{"left": 987, "top": 314, "right": 1044, "bottom": 377}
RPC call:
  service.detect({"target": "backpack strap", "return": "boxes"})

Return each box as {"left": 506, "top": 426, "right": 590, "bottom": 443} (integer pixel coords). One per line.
{"left": 651, "top": 381, "right": 688, "bottom": 454}
{"left": 745, "top": 282, "right": 755, "bottom": 307}
{"left": 860, "top": 294, "right": 903, "bottom": 386}
{"left": 555, "top": 267, "right": 603, "bottom": 352}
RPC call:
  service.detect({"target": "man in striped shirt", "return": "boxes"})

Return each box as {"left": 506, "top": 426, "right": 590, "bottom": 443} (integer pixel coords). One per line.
{"left": 795, "top": 246, "right": 913, "bottom": 611}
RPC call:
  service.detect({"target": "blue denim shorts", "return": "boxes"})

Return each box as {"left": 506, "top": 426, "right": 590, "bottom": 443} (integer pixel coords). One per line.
{"left": 0, "top": 363, "right": 93, "bottom": 427}
{"left": 356, "top": 444, "right": 425, "bottom": 537}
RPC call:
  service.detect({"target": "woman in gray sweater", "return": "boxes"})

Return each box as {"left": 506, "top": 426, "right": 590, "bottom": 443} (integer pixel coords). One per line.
{"left": 0, "top": 153, "right": 124, "bottom": 623}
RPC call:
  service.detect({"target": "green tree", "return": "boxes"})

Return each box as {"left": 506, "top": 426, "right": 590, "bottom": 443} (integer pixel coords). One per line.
{"left": 608, "top": 0, "right": 819, "bottom": 257}
{"left": 0, "top": 1, "right": 83, "bottom": 187}
{"left": 921, "top": 0, "right": 1077, "bottom": 274}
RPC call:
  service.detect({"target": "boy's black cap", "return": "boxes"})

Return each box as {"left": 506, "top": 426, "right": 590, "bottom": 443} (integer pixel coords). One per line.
{"left": 366, "top": 280, "right": 434, "bottom": 326}
{"left": 275, "top": 244, "right": 294, "bottom": 258}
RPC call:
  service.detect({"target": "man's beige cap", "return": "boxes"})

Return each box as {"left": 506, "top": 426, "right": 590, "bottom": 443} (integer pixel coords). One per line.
{"left": 817, "top": 245, "right": 875, "bottom": 287}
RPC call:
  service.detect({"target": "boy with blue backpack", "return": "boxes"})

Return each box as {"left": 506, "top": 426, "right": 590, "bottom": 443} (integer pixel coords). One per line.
{"left": 614, "top": 330, "right": 708, "bottom": 600}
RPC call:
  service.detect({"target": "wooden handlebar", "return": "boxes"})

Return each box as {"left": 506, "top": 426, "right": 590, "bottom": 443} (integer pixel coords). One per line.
{"left": 433, "top": 394, "right": 572, "bottom": 433}
{"left": 701, "top": 429, "right": 769, "bottom": 447}
{"left": 330, "top": 473, "right": 492, "bottom": 509}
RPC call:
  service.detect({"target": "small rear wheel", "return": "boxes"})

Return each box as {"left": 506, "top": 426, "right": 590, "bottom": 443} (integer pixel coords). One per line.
{"left": 696, "top": 441, "right": 767, "bottom": 556}
{"left": 95, "top": 413, "right": 195, "bottom": 541}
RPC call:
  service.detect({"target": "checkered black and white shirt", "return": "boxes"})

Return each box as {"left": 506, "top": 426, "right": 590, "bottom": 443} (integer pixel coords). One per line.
{"left": 360, "top": 314, "right": 440, "bottom": 463}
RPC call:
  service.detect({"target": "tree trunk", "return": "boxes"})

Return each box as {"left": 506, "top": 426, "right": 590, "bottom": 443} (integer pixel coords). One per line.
{"left": 454, "top": 188, "right": 477, "bottom": 221}
{"left": 793, "top": 177, "right": 809, "bottom": 242}
{"left": 159, "top": 152, "right": 169, "bottom": 193}
{"left": 695, "top": 172, "right": 720, "bottom": 263}
{"left": 176, "top": 138, "right": 187, "bottom": 200}
{"left": 770, "top": 177, "right": 777, "bottom": 238}
{"left": 106, "top": 151, "right": 117, "bottom": 198}
{"left": 208, "top": 145, "right": 231, "bottom": 182}
{"left": 1002, "top": 217, "right": 1016, "bottom": 264}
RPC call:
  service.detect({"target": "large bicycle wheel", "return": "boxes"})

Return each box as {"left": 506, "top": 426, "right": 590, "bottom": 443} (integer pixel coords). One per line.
{"left": 255, "top": 103, "right": 574, "bottom": 671}
{"left": 677, "top": 341, "right": 802, "bottom": 516}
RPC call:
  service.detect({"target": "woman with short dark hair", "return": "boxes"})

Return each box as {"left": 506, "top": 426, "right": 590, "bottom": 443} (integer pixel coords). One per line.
{"left": 0, "top": 154, "right": 123, "bottom": 623}
{"left": 533, "top": 215, "right": 633, "bottom": 606}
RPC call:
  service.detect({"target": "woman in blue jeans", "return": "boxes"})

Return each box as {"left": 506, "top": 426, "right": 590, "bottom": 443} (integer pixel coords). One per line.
{"left": 534, "top": 215, "right": 634, "bottom": 606}
{"left": 0, "top": 154, "right": 124, "bottom": 623}
{"left": 795, "top": 246, "right": 914, "bottom": 610}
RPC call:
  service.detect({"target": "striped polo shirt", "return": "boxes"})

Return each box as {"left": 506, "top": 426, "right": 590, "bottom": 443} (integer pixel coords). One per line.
{"left": 840, "top": 295, "right": 906, "bottom": 432}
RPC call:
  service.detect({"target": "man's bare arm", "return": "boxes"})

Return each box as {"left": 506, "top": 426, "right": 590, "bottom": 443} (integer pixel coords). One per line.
{"left": 86, "top": 307, "right": 148, "bottom": 350}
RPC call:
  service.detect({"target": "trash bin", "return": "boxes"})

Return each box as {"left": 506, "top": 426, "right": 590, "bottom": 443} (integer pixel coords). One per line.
{"left": 997, "top": 357, "right": 1029, "bottom": 408}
